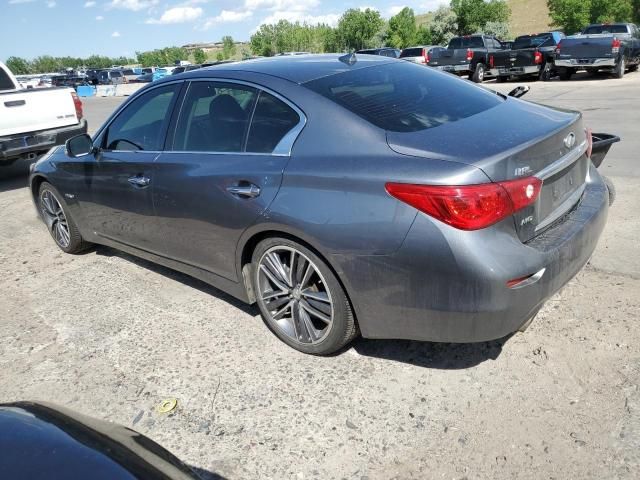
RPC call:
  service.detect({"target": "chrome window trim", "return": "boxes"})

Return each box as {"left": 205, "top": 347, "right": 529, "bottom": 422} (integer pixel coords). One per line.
{"left": 170, "top": 77, "right": 307, "bottom": 157}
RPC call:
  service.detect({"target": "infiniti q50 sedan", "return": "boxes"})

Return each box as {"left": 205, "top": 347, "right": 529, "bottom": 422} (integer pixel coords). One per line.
{"left": 29, "top": 54, "right": 614, "bottom": 355}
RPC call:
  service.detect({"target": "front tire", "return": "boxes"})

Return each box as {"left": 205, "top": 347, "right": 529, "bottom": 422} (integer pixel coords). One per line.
{"left": 251, "top": 237, "right": 358, "bottom": 355}
{"left": 471, "top": 63, "right": 486, "bottom": 83}
{"left": 38, "top": 182, "right": 89, "bottom": 254}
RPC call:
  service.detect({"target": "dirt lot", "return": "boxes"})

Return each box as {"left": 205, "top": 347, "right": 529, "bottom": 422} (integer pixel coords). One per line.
{"left": 1, "top": 72, "right": 639, "bottom": 479}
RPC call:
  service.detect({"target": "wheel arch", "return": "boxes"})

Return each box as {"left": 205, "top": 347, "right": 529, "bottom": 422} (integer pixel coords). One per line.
{"left": 30, "top": 174, "right": 49, "bottom": 203}
{"left": 236, "top": 225, "right": 359, "bottom": 328}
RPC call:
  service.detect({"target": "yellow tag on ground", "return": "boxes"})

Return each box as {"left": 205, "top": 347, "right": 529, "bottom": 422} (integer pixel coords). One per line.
{"left": 157, "top": 398, "right": 178, "bottom": 414}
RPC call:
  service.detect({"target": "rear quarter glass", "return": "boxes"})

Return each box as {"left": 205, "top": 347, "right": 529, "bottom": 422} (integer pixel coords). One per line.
{"left": 303, "top": 61, "right": 503, "bottom": 133}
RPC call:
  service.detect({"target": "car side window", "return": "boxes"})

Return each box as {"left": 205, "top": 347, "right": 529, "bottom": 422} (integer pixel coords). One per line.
{"left": 246, "top": 92, "right": 300, "bottom": 154}
{"left": 173, "top": 81, "right": 257, "bottom": 152}
{"left": 104, "top": 84, "right": 178, "bottom": 151}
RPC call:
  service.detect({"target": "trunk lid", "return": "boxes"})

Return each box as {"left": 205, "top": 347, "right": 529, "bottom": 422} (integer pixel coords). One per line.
{"left": 558, "top": 35, "right": 614, "bottom": 59}
{"left": 386, "top": 98, "right": 588, "bottom": 241}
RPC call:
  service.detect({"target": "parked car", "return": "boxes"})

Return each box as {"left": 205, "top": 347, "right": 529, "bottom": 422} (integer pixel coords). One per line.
{"left": 428, "top": 34, "right": 508, "bottom": 82}
{"left": 0, "top": 61, "right": 87, "bottom": 167}
{"left": 400, "top": 45, "right": 447, "bottom": 65}
{"left": 555, "top": 23, "right": 640, "bottom": 79}
{"left": 135, "top": 72, "right": 154, "bottom": 83}
{"left": 0, "top": 402, "right": 200, "bottom": 479}
{"left": 30, "top": 55, "right": 615, "bottom": 355}
{"left": 171, "top": 65, "right": 202, "bottom": 75}
{"left": 356, "top": 47, "right": 401, "bottom": 58}
{"left": 490, "top": 32, "right": 564, "bottom": 82}
{"left": 141, "top": 67, "right": 155, "bottom": 75}
{"left": 98, "top": 69, "right": 125, "bottom": 85}
{"left": 120, "top": 68, "right": 139, "bottom": 83}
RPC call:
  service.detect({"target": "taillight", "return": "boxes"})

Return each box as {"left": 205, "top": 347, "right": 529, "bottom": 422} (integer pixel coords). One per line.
{"left": 612, "top": 37, "right": 621, "bottom": 54}
{"left": 423, "top": 48, "right": 430, "bottom": 64}
{"left": 385, "top": 177, "right": 542, "bottom": 231}
{"left": 466, "top": 48, "right": 473, "bottom": 61}
{"left": 555, "top": 41, "right": 562, "bottom": 55}
{"left": 489, "top": 55, "right": 494, "bottom": 68}
{"left": 534, "top": 51, "right": 543, "bottom": 64}
{"left": 585, "top": 127, "right": 593, "bottom": 158}
{"left": 71, "top": 91, "right": 83, "bottom": 120}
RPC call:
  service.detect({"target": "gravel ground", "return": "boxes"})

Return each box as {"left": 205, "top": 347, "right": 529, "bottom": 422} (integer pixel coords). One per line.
{"left": 1, "top": 72, "right": 639, "bottom": 480}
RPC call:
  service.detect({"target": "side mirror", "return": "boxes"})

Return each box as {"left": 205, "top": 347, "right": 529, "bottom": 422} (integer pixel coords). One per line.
{"left": 66, "top": 133, "right": 95, "bottom": 158}
{"left": 508, "top": 85, "right": 530, "bottom": 98}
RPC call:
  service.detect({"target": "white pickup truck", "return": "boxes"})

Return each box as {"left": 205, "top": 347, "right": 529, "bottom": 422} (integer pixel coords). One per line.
{"left": 0, "top": 61, "right": 87, "bottom": 166}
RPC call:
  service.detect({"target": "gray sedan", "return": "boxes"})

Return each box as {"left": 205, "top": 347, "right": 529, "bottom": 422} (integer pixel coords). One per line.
{"left": 29, "top": 54, "right": 613, "bottom": 355}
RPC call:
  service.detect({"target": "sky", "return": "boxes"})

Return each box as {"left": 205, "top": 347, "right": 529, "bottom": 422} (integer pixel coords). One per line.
{"left": 1, "top": 0, "right": 445, "bottom": 60}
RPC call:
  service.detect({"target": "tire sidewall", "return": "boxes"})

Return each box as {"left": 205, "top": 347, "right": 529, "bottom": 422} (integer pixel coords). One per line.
{"left": 38, "top": 182, "right": 82, "bottom": 253}
{"left": 251, "top": 237, "right": 353, "bottom": 355}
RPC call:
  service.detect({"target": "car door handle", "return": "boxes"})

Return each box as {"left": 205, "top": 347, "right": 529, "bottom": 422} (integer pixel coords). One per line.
{"left": 128, "top": 175, "right": 150, "bottom": 187}
{"left": 226, "top": 183, "right": 261, "bottom": 198}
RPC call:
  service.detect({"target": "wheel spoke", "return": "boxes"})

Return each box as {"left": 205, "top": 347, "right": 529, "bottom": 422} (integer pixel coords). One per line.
{"left": 301, "top": 289, "right": 330, "bottom": 304}
{"left": 265, "top": 295, "right": 290, "bottom": 311}
{"left": 263, "top": 290, "right": 289, "bottom": 301}
{"left": 299, "top": 262, "right": 313, "bottom": 289}
{"left": 266, "top": 252, "right": 290, "bottom": 287}
{"left": 259, "top": 264, "right": 289, "bottom": 292}
{"left": 272, "top": 300, "right": 293, "bottom": 320}
{"left": 288, "top": 250, "right": 296, "bottom": 287}
{"left": 298, "top": 304, "right": 319, "bottom": 342}
{"left": 300, "top": 299, "right": 331, "bottom": 324}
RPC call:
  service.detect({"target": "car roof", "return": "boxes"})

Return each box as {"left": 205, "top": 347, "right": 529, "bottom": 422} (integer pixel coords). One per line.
{"left": 177, "top": 54, "right": 396, "bottom": 84}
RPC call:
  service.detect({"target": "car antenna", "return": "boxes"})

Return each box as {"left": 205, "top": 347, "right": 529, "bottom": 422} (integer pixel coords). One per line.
{"left": 339, "top": 51, "right": 357, "bottom": 66}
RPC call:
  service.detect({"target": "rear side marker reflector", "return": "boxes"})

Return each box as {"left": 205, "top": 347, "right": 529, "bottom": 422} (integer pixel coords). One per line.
{"left": 507, "top": 268, "right": 546, "bottom": 289}
{"left": 385, "top": 177, "right": 543, "bottom": 231}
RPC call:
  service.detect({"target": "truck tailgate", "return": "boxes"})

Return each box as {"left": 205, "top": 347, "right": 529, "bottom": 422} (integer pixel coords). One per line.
{"left": 0, "top": 87, "right": 78, "bottom": 137}
{"left": 558, "top": 35, "right": 614, "bottom": 59}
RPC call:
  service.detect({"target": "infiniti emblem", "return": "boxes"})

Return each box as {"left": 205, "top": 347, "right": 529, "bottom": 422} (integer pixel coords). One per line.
{"left": 564, "top": 132, "right": 576, "bottom": 149}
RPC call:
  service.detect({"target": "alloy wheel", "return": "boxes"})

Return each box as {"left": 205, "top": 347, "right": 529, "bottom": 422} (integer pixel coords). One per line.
{"left": 257, "top": 246, "right": 334, "bottom": 345}
{"left": 40, "top": 190, "right": 71, "bottom": 248}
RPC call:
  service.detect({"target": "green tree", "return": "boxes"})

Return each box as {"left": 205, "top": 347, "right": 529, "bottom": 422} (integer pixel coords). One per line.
{"left": 547, "top": 0, "right": 592, "bottom": 34}
{"left": 222, "top": 36, "right": 236, "bottom": 59}
{"left": 336, "top": 8, "right": 384, "bottom": 50}
{"left": 482, "top": 20, "right": 510, "bottom": 39}
{"left": 216, "top": 52, "right": 225, "bottom": 61}
{"left": 415, "top": 25, "right": 433, "bottom": 45}
{"left": 387, "top": 7, "right": 417, "bottom": 48}
{"left": 429, "top": 6, "right": 459, "bottom": 45}
{"left": 451, "top": 0, "right": 510, "bottom": 35}
{"left": 193, "top": 48, "right": 207, "bottom": 64}
{"left": 590, "top": 0, "right": 633, "bottom": 23}
{"left": 5, "top": 56, "right": 31, "bottom": 74}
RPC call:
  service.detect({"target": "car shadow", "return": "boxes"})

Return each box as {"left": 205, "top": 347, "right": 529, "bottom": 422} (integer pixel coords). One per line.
{"left": 0, "top": 168, "right": 30, "bottom": 193}
{"left": 189, "top": 465, "right": 227, "bottom": 480}
{"left": 350, "top": 334, "right": 513, "bottom": 369}
{"left": 94, "top": 246, "right": 259, "bottom": 317}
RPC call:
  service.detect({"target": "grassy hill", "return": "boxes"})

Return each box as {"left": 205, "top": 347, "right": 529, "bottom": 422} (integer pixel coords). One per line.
{"left": 415, "top": 0, "right": 553, "bottom": 40}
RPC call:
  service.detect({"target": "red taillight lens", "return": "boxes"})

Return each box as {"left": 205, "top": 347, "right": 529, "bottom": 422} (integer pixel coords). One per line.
{"left": 585, "top": 127, "right": 593, "bottom": 158}
{"left": 612, "top": 37, "right": 621, "bottom": 54}
{"left": 489, "top": 55, "right": 494, "bottom": 68}
{"left": 555, "top": 41, "right": 562, "bottom": 55}
{"left": 385, "top": 177, "right": 542, "bottom": 231}
{"left": 466, "top": 48, "right": 473, "bottom": 61}
{"left": 423, "top": 48, "right": 429, "bottom": 63}
{"left": 534, "top": 51, "right": 543, "bottom": 64}
{"left": 71, "top": 91, "right": 83, "bottom": 120}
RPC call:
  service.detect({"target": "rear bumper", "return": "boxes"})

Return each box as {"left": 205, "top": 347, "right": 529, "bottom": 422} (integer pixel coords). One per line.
{"left": 490, "top": 65, "right": 540, "bottom": 76}
{"left": 555, "top": 58, "right": 617, "bottom": 68}
{"left": 435, "top": 64, "right": 471, "bottom": 74}
{"left": 335, "top": 164, "right": 608, "bottom": 342}
{"left": 0, "top": 119, "right": 87, "bottom": 163}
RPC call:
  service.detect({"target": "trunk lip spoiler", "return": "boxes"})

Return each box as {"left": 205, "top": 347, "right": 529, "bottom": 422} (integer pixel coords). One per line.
{"left": 535, "top": 139, "right": 587, "bottom": 181}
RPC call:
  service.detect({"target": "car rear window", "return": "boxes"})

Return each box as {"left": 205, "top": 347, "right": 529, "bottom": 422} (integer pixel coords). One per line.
{"left": 583, "top": 25, "right": 629, "bottom": 34}
{"left": 0, "top": 68, "right": 16, "bottom": 90}
{"left": 513, "top": 34, "right": 555, "bottom": 49}
{"left": 448, "top": 36, "right": 485, "bottom": 49}
{"left": 303, "top": 62, "right": 502, "bottom": 133}
{"left": 400, "top": 47, "right": 423, "bottom": 57}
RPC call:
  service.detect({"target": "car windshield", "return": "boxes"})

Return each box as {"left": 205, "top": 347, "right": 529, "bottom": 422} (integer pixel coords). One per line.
{"left": 448, "top": 36, "right": 485, "bottom": 49}
{"left": 513, "top": 34, "right": 555, "bottom": 49}
{"left": 583, "top": 25, "right": 629, "bottom": 34}
{"left": 304, "top": 61, "right": 502, "bottom": 133}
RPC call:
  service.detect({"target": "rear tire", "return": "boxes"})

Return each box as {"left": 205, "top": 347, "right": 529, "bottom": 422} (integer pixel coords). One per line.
{"left": 472, "top": 63, "right": 486, "bottom": 83}
{"left": 38, "top": 182, "right": 90, "bottom": 254}
{"left": 614, "top": 58, "right": 625, "bottom": 79}
{"left": 251, "top": 237, "right": 358, "bottom": 355}
{"left": 559, "top": 67, "right": 573, "bottom": 81}
{"left": 538, "top": 63, "right": 552, "bottom": 81}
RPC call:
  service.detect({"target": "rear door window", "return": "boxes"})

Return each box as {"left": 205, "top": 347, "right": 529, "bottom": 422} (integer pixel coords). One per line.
{"left": 173, "top": 81, "right": 257, "bottom": 153}
{"left": 304, "top": 61, "right": 502, "bottom": 132}
{"left": 246, "top": 92, "right": 300, "bottom": 154}
{"left": 0, "top": 68, "right": 15, "bottom": 91}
